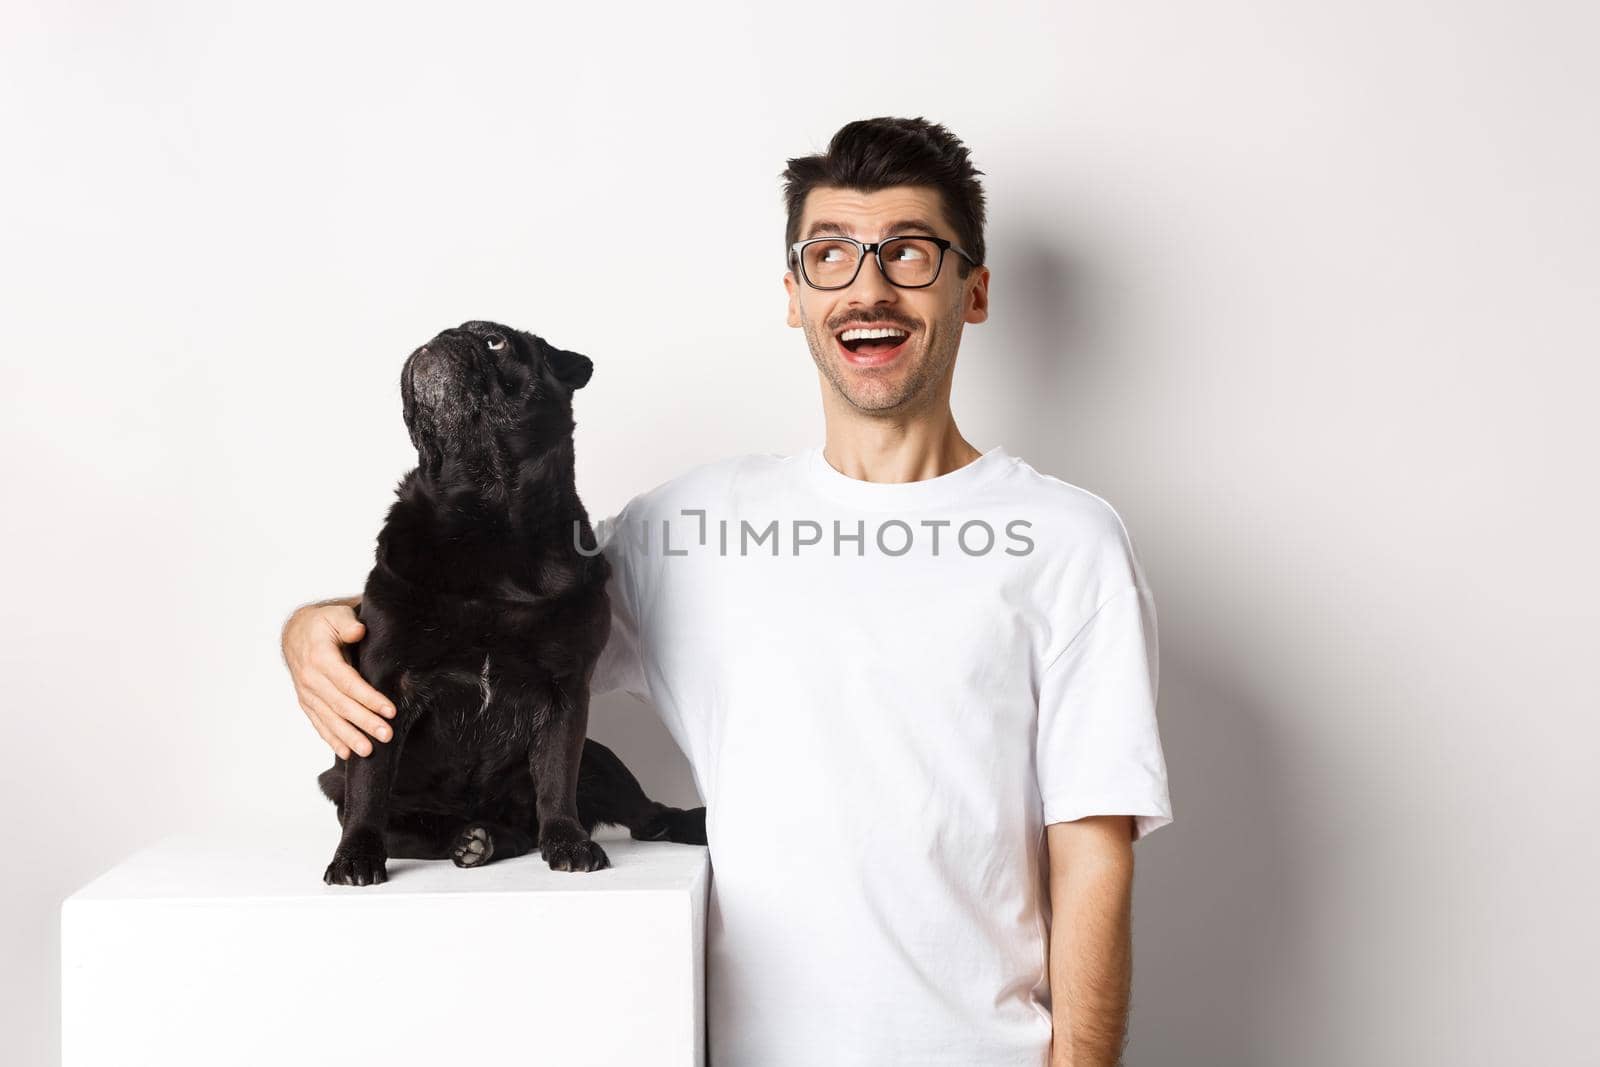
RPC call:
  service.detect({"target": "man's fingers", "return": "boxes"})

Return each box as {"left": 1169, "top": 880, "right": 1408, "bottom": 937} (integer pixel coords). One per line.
{"left": 303, "top": 689, "right": 373, "bottom": 758}
{"left": 314, "top": 674, "right": 394, "bottom": 744}
{"left": 299, "top": 699, "right": 350, "bottom": 759}
{"left": 307, "top": 677, "right": 391, "bottom": 748}
{"left": 298, "top": 692, "right": 353, "bottom": 758}
{"left": 325, "top": 657, "right": 397, "bottom": 720}
{"left": 325, "top": 713, "right": 373, "bottom": 759}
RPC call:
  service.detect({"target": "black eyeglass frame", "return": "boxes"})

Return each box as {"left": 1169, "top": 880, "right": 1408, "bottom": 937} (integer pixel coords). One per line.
{"left": 787, "top": 234, "right": 980, "bottom": 291}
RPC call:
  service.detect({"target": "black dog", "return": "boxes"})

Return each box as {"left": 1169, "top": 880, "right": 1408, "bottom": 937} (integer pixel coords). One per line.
{"left": 318, "top": 320, "right": 705, "bottom": 886}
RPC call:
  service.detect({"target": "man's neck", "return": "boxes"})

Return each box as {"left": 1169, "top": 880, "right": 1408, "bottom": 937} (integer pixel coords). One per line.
{"left": 819, "top": 417, "right": 984, "bottom": 485}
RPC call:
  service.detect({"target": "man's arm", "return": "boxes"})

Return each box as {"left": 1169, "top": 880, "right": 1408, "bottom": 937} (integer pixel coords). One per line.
{"left": 1045, "top": 814, "right": 1136, "bottom": 1067}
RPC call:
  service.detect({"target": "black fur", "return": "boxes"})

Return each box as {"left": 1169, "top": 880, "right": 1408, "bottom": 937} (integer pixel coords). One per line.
{"left": 318, "top": 320, "right": 706, "bottom": 886}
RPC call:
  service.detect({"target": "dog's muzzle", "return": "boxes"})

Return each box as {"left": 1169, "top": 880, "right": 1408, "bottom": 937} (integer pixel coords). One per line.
{"left": 408, "top": 344, "right": 463, "bottom": 408}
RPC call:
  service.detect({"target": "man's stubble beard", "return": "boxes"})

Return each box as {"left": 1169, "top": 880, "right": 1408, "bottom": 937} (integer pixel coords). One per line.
{"left": 801, "top": 293, "right": 965, "bottom": 416}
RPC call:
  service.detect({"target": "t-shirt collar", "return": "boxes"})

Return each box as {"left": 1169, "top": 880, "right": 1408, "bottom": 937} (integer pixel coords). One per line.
{"left": 803, "top": 442, "right": 1012, "bottom": 509}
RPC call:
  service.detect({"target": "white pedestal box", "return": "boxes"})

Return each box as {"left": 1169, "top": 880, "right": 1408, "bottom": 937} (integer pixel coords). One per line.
{"left": 61, "top": 825, "right": 710, "bottom": 1066}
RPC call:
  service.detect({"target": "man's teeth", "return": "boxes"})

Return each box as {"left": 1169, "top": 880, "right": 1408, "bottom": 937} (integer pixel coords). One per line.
{"left": 840, "top": 327, "right": 909, "bottom": 342}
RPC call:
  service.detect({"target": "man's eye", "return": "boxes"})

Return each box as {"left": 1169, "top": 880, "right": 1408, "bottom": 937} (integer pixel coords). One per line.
{"left": 486, "top": 335, "right": 506, "bottom": 351}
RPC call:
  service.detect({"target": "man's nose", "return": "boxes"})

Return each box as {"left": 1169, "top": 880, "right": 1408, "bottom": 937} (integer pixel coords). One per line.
{"left": 845, "top": 252, "right": 900, "bottom": 304}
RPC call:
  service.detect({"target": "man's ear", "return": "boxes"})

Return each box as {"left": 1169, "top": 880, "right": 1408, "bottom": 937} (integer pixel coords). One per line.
{"left": 538, "top": 337, "right": 594, "bottom": 391}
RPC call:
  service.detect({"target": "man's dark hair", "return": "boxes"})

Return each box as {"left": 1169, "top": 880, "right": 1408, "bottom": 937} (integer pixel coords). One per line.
{"left": 781, "top": 116, "right": 987, "bottom": 279}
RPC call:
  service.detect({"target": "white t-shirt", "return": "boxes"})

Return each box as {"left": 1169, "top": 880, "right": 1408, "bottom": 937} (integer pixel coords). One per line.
{"left": 591, "top": 443, "right": 1172, "bottom": 1067}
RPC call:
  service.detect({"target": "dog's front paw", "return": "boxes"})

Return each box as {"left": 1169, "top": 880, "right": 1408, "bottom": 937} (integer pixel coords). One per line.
{"left": 539, "top": 823, "right": 610, "bottom": 872}
{"left": 324, "top": 831, "right": 388, "bottom": 886}
{"left": 451, "top": 825, "right": 494, "bottom": 868}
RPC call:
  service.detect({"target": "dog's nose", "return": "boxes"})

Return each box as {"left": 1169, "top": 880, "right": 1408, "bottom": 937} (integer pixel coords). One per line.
{"left": 409, "top": 345, "right": 456, "bottom": 405}
{"left": 413, "top": 344, "right": 449, "bottom": 369}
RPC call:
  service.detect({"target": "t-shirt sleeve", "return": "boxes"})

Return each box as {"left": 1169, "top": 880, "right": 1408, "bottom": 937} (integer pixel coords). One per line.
{"left": 590, "top": 505, "right": 650, "bottom": 704}
{"left": 1035, "top": 584, "right": 1173, "bottom": 840}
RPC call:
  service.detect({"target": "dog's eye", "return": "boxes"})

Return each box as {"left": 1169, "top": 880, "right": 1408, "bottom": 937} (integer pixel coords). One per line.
{"left": 486, "top": 334, "right": 506, "bottom": 351}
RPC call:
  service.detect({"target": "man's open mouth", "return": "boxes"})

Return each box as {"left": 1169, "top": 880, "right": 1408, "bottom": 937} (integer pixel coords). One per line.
{"left": 835, "top": 325, "right": 912, "bottom": 366}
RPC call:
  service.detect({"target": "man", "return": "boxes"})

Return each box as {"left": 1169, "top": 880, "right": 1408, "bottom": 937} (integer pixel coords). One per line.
{"left": 282, "top": 115, "right": 1172, "bottom": 1066}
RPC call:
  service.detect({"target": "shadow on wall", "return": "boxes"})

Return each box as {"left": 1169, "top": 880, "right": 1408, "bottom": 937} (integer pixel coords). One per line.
{"left": 998, "top": 229, "right": 1294, "bottom": 1065}
{"left": 981, "top": 224, "right": 1124, "bottom": 457}
{"left": 1126, "top": 650, "right": 1291, "bottom": 1067}
{"left": 588, "top": 692, "right": 704, "bottom": 813}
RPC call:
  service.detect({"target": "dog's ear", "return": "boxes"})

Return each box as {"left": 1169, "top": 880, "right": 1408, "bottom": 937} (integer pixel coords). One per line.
{"left": 539, "top": 338, "right": 594, "bottom": 391}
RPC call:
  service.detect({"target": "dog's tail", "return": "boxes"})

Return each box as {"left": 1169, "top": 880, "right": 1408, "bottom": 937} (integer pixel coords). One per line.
{"left": 632, "top": 804, "right": 708, "bottom": 846}
{"left": 577, "top": 739, "right": 708, "bottom": 845}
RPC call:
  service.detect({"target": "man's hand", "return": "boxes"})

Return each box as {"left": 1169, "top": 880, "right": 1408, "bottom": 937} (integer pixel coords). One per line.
{"left": 280, "top": 596, "right": 396, "bottom": 758}
{"left": 1045, "top": 814, "right": 1136, "bottom": 1067}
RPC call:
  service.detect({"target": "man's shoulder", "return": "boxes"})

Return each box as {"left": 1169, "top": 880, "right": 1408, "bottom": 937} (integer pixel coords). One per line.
{"left": 1001, "top": 454, "right": 1135, "bottom": 539}
{"left": 996, "top": 453, "right": 1150, "bottom": 589}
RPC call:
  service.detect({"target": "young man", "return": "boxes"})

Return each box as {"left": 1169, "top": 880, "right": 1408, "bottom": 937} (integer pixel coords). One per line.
{"left": 282, "top": 116, "right": 1172, "bottom": 1067}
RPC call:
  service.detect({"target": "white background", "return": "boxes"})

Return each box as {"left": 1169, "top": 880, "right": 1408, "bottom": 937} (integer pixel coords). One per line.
{"left": 4, "top": 2, "right": 1597, "bottom": 1064}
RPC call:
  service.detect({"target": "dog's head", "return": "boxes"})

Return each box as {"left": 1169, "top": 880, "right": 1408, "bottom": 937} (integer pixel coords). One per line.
{"left": 400, "top": 320, "right": 593, "bottom": 474}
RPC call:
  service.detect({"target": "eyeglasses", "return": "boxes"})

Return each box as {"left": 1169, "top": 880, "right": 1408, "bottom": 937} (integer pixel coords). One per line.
{"left": 788, "top": 234, "right": 979, "bottom": 290}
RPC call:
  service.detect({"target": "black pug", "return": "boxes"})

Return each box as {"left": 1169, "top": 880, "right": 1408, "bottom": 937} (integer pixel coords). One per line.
{"left": 318, "top": 319, "right": 705, "bottom": 886}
